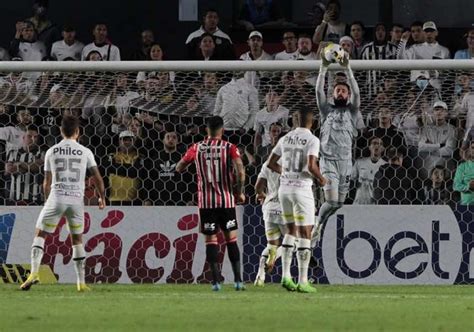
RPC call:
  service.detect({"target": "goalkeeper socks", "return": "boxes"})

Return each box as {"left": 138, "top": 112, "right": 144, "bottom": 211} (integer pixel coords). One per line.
{"left": 30, "top": 236, "right": 45, "bottom": 274}
{"left": 226, "top": 240, "right": 242, "bottom": 283}
{"left": 257, "top": 247, "right": 270, "bottom": 279}
{"left": 205, "top": 243, "right": 220, "bottom": 285}
{"left": 281, "top": 234, "right": 296, "bottom": 279}
{"left": 72, "top": 244, "right": 86, "bottom": 284}
{"left": 317, "top": 201, "right": 340, "bottom": 226}
{"left": 296, "top": 238, "right": 311, "bottom": 284}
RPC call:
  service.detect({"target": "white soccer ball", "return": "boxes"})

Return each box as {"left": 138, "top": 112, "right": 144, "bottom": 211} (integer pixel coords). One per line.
{"left": 323, "top": 43, "right": 346, "bottom": 64}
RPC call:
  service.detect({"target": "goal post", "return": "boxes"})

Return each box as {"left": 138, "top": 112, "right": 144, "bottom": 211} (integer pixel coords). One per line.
{"left": 0, "top": 60, "right": 473, "bottom": 285}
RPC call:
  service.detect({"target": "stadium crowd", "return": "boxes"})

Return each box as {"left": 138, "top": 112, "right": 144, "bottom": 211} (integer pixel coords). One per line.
{"left": 0, "top": 0, "right": 474, "bottom": 207}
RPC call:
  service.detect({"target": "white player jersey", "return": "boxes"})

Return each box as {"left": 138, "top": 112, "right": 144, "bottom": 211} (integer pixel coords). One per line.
{"left": 257, "top": 161, "right": 281, "bottom": 213}
{"left": 44, "top": 139, "right": 97, "bottom": 204}
{"left": 272, "top": 127, "right": 320, "bottom": 190}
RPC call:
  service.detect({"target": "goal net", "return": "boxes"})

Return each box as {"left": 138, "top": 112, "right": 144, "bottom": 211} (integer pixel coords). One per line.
{"left": 0, "top": 60, "right": 473, "bottom": 285}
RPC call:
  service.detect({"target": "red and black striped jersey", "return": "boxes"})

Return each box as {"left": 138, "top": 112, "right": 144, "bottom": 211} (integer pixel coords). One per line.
{"left": 183, "top": 138, "right": 240, "bottom": 208}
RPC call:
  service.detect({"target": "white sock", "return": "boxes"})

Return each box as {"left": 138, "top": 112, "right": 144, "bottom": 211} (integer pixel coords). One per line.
{"left": 72, "top": 244, "right": 86, "bottom": 284}
{"left": 297, "top": 238, "right": 311, "bottom": 284}
{"left": 31, "top": 236, "right": 45, "bottom": 274}
{"left": 281, "top": 234, "right": 296, "bottom": 279}
{"left": 257, "top": 247, "right": 269, "bottom": 279}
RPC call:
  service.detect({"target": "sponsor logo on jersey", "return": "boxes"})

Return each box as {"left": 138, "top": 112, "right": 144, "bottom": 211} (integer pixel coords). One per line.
{"left": 159, "top": 161, "right": 177, "bottom": 177}
{"left": 204, "top": 223, "right": 216, "bottom": 231}
{"left": 53, "top": 146, "right": 83, "bottom": 156}
{"left": 284, "top": 135, "right": 307, "bottom": 145}
{"left": 226, "top": 219, "right": 236, "bottom": 229}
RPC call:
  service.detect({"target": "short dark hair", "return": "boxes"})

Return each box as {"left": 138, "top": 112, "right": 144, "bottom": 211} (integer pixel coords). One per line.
{"left": 61, "top": 115, "right": 80, "bottom": 138}
{"left": 368, "top": 136, "right": 382, "bottom": 145}
{"left": 297, "top": 107, "right": 313, "bottom": 126}
{"left": 411, "top": 21, "right": 423, "bottom": 28}
{"left": 327, "top": 0, "right": 341, "bottom": 11}
{"left": 25, "top": 125, "right": 39, "bottom": 133}
{"left": 430, "top": 165, "right": 447, "bottom": 178}
{"left": 350, "top": 21, "right": 365, "bottom": 31}
{"left": 206, "top": 116, "right": 224, "bottom": 132}
{"left": 298, "top": 33, "right": 312, "bottom": 40}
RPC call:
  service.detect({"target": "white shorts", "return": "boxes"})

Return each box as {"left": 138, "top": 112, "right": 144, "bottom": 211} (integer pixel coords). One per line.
{"left": 279, "top": 190, "right": 315, "bottom": 226}
{"left": 320, "top": 158, "right": 352, "bottom": 195}
{"left": 263, "top": 206, "right": 285, "bottom": 241}
{"left": 36, "top": 201, "right": 85, "bottom": 235}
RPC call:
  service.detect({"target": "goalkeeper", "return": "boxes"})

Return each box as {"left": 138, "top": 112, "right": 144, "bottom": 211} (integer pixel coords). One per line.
{"left": 312, "top": 48, "right": 360, "bottom": 246}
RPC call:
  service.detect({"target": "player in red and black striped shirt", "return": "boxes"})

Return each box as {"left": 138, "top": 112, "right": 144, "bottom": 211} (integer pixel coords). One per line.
{"left": 177, "top": 116, "right": 246, "bottom": 291}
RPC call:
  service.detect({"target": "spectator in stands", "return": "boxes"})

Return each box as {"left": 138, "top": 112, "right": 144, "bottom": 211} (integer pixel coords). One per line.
{"left": 274, "top": 30, "right": 298, "bottom": 60}
{"left": 190, "top": 33, "right": 223, "bottom": 60}
{"left": 104, "top": 130, "right": 144, "bottom": 205}
{"left": 4, "top": 126, "right": 44, "bottom": 205}
{"left": 297, "top": 34, "right": 317, "bottom": 60}
{"left": 253, "top": 87, "right": 289, "bottom": 160}
{"left": 390, "top": 23, "right": 404, "bottom": 47}
{"left": 366, "top": 107, "right": 407, "bottom": 153}
{"left": 84, "top": 50, "right": 102, "bottom": 61}
{"left": 418, "top": 101, "right": 457, "bottom": 179}
{"left": 136, "top": 43, "right": 176, "bottom": 86}
{"left": 107, "top": 73, "right": 140, "bottom": 132}
{"left": 350, "top": 136, "right": 386, "bottom": 204}
{"left": 361, "top": 23, "right": 397, "bottom": 60}
{"left": 130, "top": 29, "right": 155, "bottom": 60}
{"left": 133, "top": 72, "right": 176, "bottom": 113}
{"left": 25, "top": 0, "right": 60, "bottom": 53}
{"left": 396, "top": 21, "right": 425, "bottom": 59}
{"left": 10, "top": 20, "right": 47, "bottom": 61}
{"left": 312, "top": 0, "right": 347, "bottom": 44}
{"left": 197, "top": 72, "right": 219, "bottom": 115}
{"left": 236, "top": 0, "right": 286, "bottom": 31}
{"left": 452, "top": 73, "right": 473, "bottom": 129}
{"left": 349, "top": 21, "right": 367, "bottom": 59}
{"left": 50, "top": 25, "right": 84, "bottom": 61}
{"left": 0, "top": 109, "right": 32, "bottom": 154}
{"left": 461, "top": 127, "right": 474, "bottom": 160}
{"left": 149, "top": 131, "right": 195, "bottom": 205}
{"left": 281, "top": 70, "right": 318, "bottom": 114}
{"left": 361, "top": 23, "right": 398, "bottom": 98}
{"left": 423, "top": 165, "right": 454, "bottom": 206}
{"left": 239, "top": 31, "right": 273, "bottom": 89}
{"left": 339, "top": 36, "right": 354, "bottom": 58}
{"left": 186, "top": 9, "right": 234, "bottom": 60}
{"left": 454, "top": 28, "right": 474, "bottom": 59}
{"left": 214, "top": 72, "right": 259, "bottom": 145}
{"left": 81, "top": 23, "right": 121, "bottom": 61}
{"left": 373, "top": 147, "right": 422, "bottom": 204}
{"left": 453, "top": 140, "right": 474, "bottom": 205}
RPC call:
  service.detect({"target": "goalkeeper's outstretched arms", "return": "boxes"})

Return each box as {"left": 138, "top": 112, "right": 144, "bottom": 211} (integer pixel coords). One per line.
{"left": 341, "top": 54, "right": 361, "bottom": 110}
{"left": 315, "top": 50, "right": 330, "bottom": 113}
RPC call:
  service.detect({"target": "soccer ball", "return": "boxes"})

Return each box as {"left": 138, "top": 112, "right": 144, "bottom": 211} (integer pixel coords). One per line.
{"left": 323, "top": 43, "right": 346, "bottom": 64}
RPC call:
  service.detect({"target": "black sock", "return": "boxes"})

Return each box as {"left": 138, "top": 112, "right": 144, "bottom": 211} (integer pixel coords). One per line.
{"left": 206, "top": 244, "right": 220, "bottom": 285}
{"left": 226, "top": 241, "right": 242, "bottom": 283}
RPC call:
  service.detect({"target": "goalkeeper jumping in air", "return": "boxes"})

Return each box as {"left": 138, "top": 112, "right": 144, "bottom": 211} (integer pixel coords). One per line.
{"left": 312, "top": 47, "right": 360, "bottom": 246}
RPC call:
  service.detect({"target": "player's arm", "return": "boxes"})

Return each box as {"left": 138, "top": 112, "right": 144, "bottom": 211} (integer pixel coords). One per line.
{"left": 255, "top": 176, "right": 267, "bottom": 204}
{"left": 267, "top": 153, "right": 282, "bottom": 174}
{"left": 316, "top": 52, "right": 329, "bottom": 112}
{"left": 232, "top": 157, "right": 246, "bottom": 204}
{"left": 176, "top": 144, "right": 197, "bottom": 173}
{"left": 308, "top": 155, "right": 326, "bottom": 186}
{"left": 90, "top": 166, "right": 106, "bottom": 209}
{"left": 43, "top": 171, "right": 52, "bottom": 200}
{"left": 341, "top": 54, "right": 361, "bottom": 110}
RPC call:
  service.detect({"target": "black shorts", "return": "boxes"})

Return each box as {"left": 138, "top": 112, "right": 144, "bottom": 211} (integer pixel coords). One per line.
{"left": 199, "top": 208, "right": 238, "bottom": 235}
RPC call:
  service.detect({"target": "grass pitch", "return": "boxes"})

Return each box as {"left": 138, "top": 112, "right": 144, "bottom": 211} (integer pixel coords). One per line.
{"left": 1, "top": 284, "right": 473, "bottom": 331}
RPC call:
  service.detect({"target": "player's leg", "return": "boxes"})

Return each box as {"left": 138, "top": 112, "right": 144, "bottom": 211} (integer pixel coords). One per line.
{"left": 65, "top": 205, "right": 89, "bottom": 292}
{"left": 199, "top": 209, "right": 221, "bottom": 291}
{"left": 294, "top": 193, "right": 317, "bottom": 293}
{"left": 255, "top": 217, "right": 281, "bottom": 286}
{"left": 221, "top": 208, "right": 244, "bottom": 290}
{"left": 279, "top": 192, "right": 297, "bottom": 291}
{"left": 21, "top": 203, "right": 64, "bottom": 290}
